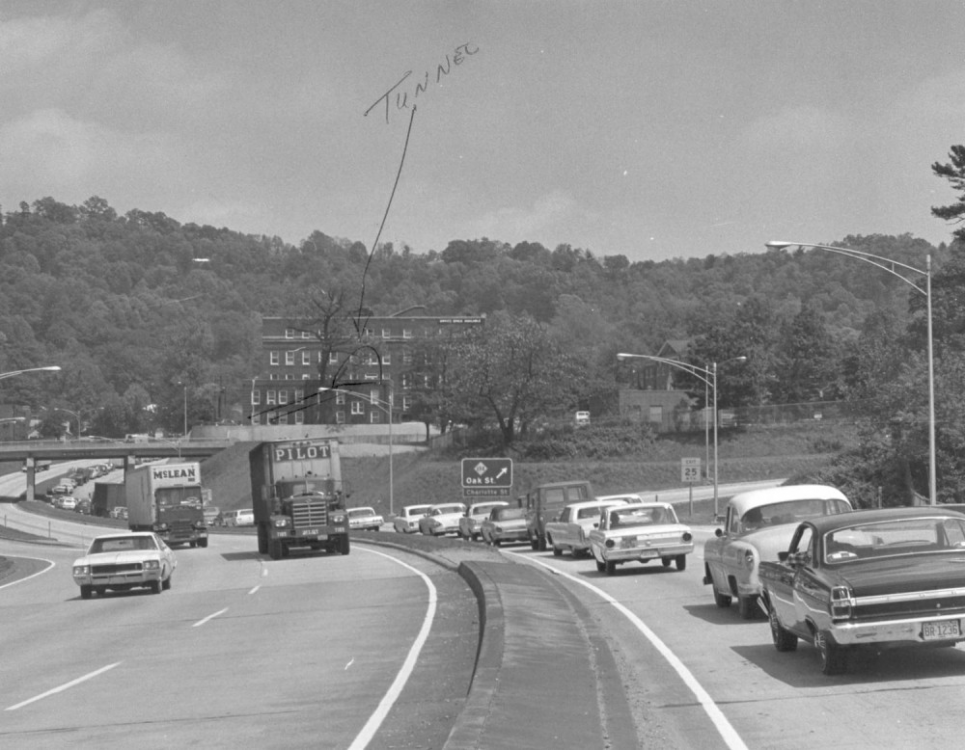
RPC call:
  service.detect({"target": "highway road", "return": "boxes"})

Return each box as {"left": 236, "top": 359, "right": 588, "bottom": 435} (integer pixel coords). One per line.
{"left": 0, "top": 470, "right": 477, "bottom": 750}
{"left": 505, "top": 536, "right": 965, "bottom": 750}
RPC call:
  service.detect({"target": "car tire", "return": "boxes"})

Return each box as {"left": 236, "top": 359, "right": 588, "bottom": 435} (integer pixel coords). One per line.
{"left": 151, "top": 579, "right": 162, "bottom": 595}
{"left": 493, "top": 539, "right": 501, "bottom": 547}
{"left": 768, "top": 606, "right": 798, "bottom": 652}
{"left": 162, "top": 574, "right": 172, "bottom": 591}
{"left": 817, "top": 630, "right": 847, "bottom": 675}
{"left": 80, "top": 585, "right": 92, "bottom": 600}
{"left": 713, "top": 588, "right": 733, "bottom": 608}
{"left": 738, "top": 594, "right": 758, "bottom": 619}
{"left": 552, "top": 546, "right": 562, "bottom": 557}
{"left": 675, "top": 554, "right": 687, "bottom": 571}
{"left": 537, "top": 534, "right": 548, "bottom": 552}
{"left": 339, "top": 534, "right": 350, "bottom": 555}
{"left": 595, "top": 559, "right": 606, "bottom": 573}
{"left": 661, "top": 557, "right": 672, "bottom": 568}
{"left": 199, "top": 538, "right": 208, "bottom": 548}
{"left": 269, "top": 540, "right": 283, "bottom": 560}
{"left": 605, "top": 560, "right": 617, "bottom": 576}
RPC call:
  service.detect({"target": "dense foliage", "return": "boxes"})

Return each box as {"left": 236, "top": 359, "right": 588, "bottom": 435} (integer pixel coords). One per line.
{"left": 3, "top": 145, "right": 965, "bottom": 503}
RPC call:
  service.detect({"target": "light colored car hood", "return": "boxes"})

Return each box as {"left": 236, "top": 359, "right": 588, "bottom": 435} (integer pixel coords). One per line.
{"left": 74, "top": 550, "right": 163, "bottom": 566}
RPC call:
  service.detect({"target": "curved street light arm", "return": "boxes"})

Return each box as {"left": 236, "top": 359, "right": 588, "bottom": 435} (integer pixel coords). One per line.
{"left": 616, "top": 352, "right": 713, "bottom": 388}
{"left": 765, "top": 241, "right": 927, "bottom": 295}
{"left": 0, "top": 365, "right": 62, "bottom": 381}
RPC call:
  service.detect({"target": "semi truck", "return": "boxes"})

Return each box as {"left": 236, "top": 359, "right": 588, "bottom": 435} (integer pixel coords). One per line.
{"left": 127, "top": 461, "right": 209, "bottom": 548}
{"left": 249, "top": 438, "right": 350, "bottom": 560}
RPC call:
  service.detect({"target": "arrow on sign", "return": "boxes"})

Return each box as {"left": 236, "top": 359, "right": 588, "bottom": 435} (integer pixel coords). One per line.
{"left": 495, "top": 468, "right": 508, "bottom": 480}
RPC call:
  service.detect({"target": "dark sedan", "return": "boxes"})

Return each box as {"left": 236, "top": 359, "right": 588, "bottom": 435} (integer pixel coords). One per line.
{"left": 760, "top": 507, "right": 965, "bottom": 675}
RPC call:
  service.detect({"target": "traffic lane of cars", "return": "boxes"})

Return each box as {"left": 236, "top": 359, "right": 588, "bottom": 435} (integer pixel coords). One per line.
{"left": 515, "top": 523, "right": 965, "bottom": 750}
{"left": 1, "top": 533, "right": 476, "bottom": 750}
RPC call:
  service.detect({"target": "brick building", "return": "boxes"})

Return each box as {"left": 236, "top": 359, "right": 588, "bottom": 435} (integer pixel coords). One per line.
{"left": 249, "top": 311, "right": 484, "bottom": 426}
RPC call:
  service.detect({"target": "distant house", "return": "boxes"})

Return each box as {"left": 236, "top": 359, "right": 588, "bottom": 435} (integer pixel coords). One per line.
{"left": 618, "top": 340, "right": 708, "bottom": 432}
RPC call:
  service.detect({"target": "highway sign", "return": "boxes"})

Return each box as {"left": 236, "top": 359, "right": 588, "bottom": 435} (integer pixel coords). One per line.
{"left": 461, "top": 457, "right": 513, "bottom": 489}
{"left": 681, "top": 457, "right": 701, "bottom": 483}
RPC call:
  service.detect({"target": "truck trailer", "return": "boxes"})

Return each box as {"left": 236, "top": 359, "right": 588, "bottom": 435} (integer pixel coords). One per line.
{"left": 249, "top": 438, "right": 350, "bottom": 560}
{"left": 127, "top": 461, "right": 208, "bottom": 548}
{"left": 91, "top": 481, "right": 126, "bottom": 518}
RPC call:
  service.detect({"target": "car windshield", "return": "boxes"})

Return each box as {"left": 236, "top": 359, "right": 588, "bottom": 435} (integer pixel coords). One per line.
{"left": 578, "top": 507, "right": 604, "bottom": 520}
{"left": 824, "top": 516, "right": 965, "bottom": 563}
{"left": 435, "top": 505, "right": 463, "bottom": 514}
{"left": 610, "top": 507, "right": 675, "bottom": 528}
{"left": 90, "top": 536, "right": 157, "bottom": 553}
{"left": 741, "top": 498, "right": 847, "bottom": 532}
{"left": 493, "top": 508, "right": 525, "bottom": 521}
{"left": 472, "top": 505, "right": 500, "bottom": 516}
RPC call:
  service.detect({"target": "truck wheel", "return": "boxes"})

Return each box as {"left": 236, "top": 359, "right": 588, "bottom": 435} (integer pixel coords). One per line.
{"left": 269, "top": 540, "right": 282, "bottom": 560}
{"left": 198, "top": 538, "right": 208, "bottom": 549}
{"left": 738, "top": 594, "right": 758, "bottom": 619}
{"left": 257, "top": 525, "right": 269, "bottom": 554}
{"left": 80, "top": 585, "right": 92, "bottom": 600}
{"left": 339, "top": 534, "right": 351, "bottom": 555}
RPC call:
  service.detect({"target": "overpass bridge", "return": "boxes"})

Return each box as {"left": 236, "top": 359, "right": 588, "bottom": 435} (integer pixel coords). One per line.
{"left": 0, "top": 438, "right": 233, "bottom": 502}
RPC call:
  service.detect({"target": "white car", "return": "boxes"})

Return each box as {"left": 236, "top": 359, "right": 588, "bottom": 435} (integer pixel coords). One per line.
{"left": 458, "top": 501, "right": 509, "bottom": 541}
{"left": 418, "top": 503, "right": 468, "bottom": 536}
{"left": 545, "top": 497, "right": 634, "bottom": 557}
{"left": 347, "top": 506, "right": 385, "bottom": 531}
{"left": 588, "top": 502, "right": 694, "bottom": 575}
{"left": 393, "top": 504, "right": 432, "bottom": 533}
{"left": 702, "top": 484, "right": 853, "bottom": 619}
{"left": 222, "top": 508, "right": 255, "bottom": 526}
{"left": 72, "top": 532, "right": 177, "bottom": 599}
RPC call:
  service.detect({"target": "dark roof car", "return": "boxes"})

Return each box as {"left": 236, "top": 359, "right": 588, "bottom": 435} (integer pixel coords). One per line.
{"left": 761, "top": 507, "right": 965, "bottom": 675}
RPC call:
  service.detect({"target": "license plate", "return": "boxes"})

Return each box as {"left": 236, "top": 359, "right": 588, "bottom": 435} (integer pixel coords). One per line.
{"left": 301, "top": 529, "right": 319, "bottom": 537}
{"left": 922, "top": 620, "right": 961, "bottom": 640}
{"left": 620, "top": 537, "right": 637, "bottom": 549}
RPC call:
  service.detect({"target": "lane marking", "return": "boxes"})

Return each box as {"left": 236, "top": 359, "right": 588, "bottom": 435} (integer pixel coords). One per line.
{"left": 510, "top": 551, "right": 749, "bottom": 750}
{"left": 348, "top": 547, "right": 437, "bottom": 750}
{"left": 193, "top": 608, "right": 229, "bottom": 627}
{"left": 6, "top": 662, "right": 121, "bottom": 711}
{"left": 345, "top": 658, "right": 355, "bottom": 670}
{"left": 248, "top": 584, "right": 261, "bottom": 595}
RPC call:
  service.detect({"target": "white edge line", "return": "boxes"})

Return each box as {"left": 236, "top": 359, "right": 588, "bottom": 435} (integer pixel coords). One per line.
{"left": 6, "top": 662, "right": 121, "bottom": 711}
{"left": 348, "top": 546, "right": 437, "bottom": 750}
{"left": 193, "top": 608, "right": 229, "bottom": 628}
{"left": 0, "top": 556, "right": 56, "bottom": 590}
{"left": 510, "top": 551, "right": 749, "bottom": 750}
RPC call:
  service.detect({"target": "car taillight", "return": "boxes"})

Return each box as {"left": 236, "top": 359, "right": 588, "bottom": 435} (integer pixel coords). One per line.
{"left": 743, "top": 549, "right": 755, "bottom": 570}
{"left": 830, "top": 585, "right": 853, "bottom": 620}
{"left": 682, "top": 532, "right": 693, "bottom": 542}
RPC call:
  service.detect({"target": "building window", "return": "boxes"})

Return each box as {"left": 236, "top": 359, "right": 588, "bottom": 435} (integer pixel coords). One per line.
{"left": 285, "top": 351, "right": 295, "bottom": 365}
{"left": 403, "top": 328, "right": 413, "bottom": 339}
{"left": 648, "top": 405, "right": 663, "bottom": 424}
{"left": 382, "top": 327, "right": 392, "bottom": 338}
{"left": 251, "top": 390, "right": 261, "bottom": 405}
{"left": 382, "top": 352, "right": 391, "bottom": 365}
{"left": 365, "top": 373, "right": 379, "bottom": 380}
{"left": 336, "top": 411, "right": 345, "bottom": 424}
{"left": 279, "top": 390, "right": 289, "bottom": 405}
{"left": 301, "top": 330, "right": 310, "bottom": 339}
{"left": 285, "top": 328, "right": 294, "bottom": 339}
{"left": 278, "top": 413, "right": 289, "bottom": 424}
{"left": 401, "top": 373, "right": 410, "bottom": 389}
{"left": 351, "top": 401, "right": 363, "bottom": 415}
{"left": 301, "top": 351, "right": 311, "bottom": 366}
{"left": 370, "top": 412, "right": 381, "bottom": 424}
{"left": 302, "top": 373, "right": 310, "bottom": 380}
{"left": 402, "top": 350, "right": 413, "bottom": 365}
{"left": 250, "top": 412, "right": 261, "bottom": 425}
{"left": 402, "top": 397, "right": 412, "bottom": 411}
{"left": 336, "top": 391, "right": 345, "bottom": 405}
{"left": 266, "top": 390, "right": 277, "bottom": 405}
{"left": 270, "top": 351, "right": 279, "bottom": 366}
{"left": 295, "top": 389, "right": 304, "bottom": 404}
{"left": 294, "top": 411, "right": 304, "bottom": 425}
{"left": 328, "top": 352, "right": 339, "bottom": 364}
{"left": 369, "top": 390, "right": 380, "bottom": 404}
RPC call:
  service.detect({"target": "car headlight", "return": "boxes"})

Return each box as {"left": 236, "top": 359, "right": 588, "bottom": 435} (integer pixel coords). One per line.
{"left": 155, "top": 523, "right": 168, "bottom": 532}
{"left": 73, "top": 565, "right": 90, "bottom": 576}
{"left": 143, "top": 560, "right": 160, "bottom": 570}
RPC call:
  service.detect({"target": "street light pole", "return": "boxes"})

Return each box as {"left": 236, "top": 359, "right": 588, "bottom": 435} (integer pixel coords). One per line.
{"left": 766, "top": 241, "right": 936, "bottom": 505}
{"left": 617, "top": 353, "right": 745, "bottom": 519}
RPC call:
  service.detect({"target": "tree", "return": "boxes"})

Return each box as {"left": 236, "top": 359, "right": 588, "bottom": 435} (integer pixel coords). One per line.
{"left": 449, "top": 312, "right": 586, "bottom": 448}
{"left": 931, "top": 145, "right": 965, "bottom": 243}
{"left": 772, "top": 305, "right": 843, "bottom": 403}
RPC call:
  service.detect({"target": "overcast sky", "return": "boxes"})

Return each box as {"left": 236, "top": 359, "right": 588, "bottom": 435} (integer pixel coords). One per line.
{"left": 2, "top": 1, "right": 964, "bottom": 262}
